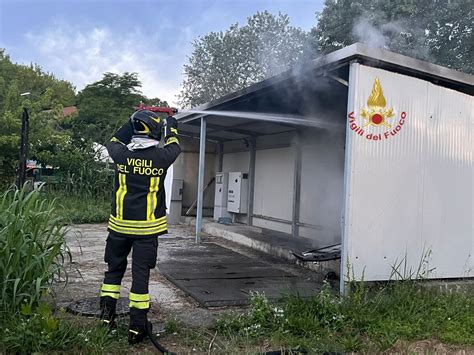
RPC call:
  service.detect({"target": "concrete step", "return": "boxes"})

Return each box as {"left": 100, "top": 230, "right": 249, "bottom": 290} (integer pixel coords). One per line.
{"left": 182, "top": 217, "right": 341, "bottom": 277}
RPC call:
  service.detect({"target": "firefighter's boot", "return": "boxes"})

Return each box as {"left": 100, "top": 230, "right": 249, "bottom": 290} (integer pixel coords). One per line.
{"left": 99, "top": 296, "right": 117, "bottom": 329}
{"left": 128, "top": 308, "right": 149, "bottom": 344}
{"left": 128, "top": 325, "right": 148, "bottom": 345}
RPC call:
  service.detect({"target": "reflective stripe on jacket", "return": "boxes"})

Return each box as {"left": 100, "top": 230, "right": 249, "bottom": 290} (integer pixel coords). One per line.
{"left": 106, "top": 125, "right": 181, "bottom": 237}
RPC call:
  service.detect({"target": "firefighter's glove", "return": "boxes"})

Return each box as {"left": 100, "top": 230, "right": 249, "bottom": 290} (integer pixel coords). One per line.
{"left": 112, "top": 121, "right": 134, "bottom": 145}
{"left": 164, "top": 116, "right": 178, "bottom": 139}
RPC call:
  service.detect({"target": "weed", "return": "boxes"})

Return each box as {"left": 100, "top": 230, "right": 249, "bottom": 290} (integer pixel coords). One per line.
{"left": 215, "top": 281, "right": 474, "bottom": 352}
{"left": 164, "top": 317, "right": 180, "bottom": 334}
{"left": 0, "top": 303, "right": 128, "bottom": 353}
{"left": 44, "top": 191, "right": 110, "bottom": 224}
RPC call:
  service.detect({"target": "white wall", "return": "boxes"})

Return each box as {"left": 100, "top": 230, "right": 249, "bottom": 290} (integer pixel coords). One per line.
{"left": 173, "top": 137, "right": 217, "bottom": 215}
{"left": 220, "top": 130, "right": 347, "bottom": 242}
{"left": 222, "top": 152, "right": 249, "bottom": 173}
{"left": 298, "top": 130, "right": 346, "bottom": 245}
{"left": 253, "top": 147, "right": 295, "bottom": 222}
{"left": 343, "top": 64, "right": 473, "bottom": 281}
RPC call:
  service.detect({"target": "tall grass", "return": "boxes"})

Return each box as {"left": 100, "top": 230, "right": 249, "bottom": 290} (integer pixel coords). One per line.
{"left": 44, "top": 191, "right": 110, "bottom": 224}
{"left": 0, "top": 186, "right": 128, "bottom": 353}
{"left": 216, "top": 282, "right": 474, "bottom": 352}
{"left": 0, "top": 186, "right": 70, "bottom": 311}
{"left": 51, "top": 162, "right": 113, "bottom": 199}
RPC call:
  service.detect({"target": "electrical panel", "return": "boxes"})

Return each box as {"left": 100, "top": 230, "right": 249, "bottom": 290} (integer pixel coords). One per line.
{"left": 168, "top": 179, "right": 183, "bottom": 224}
{"left": 227, "top": 172, "right": 249, "bottom": 214}
{"left": 213, "top": 172, "right": 231, "bottom": 220}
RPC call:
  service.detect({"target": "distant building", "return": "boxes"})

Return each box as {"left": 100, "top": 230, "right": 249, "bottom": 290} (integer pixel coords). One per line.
{"left": 62, "top": 106, "right": 78, "bottom": 117}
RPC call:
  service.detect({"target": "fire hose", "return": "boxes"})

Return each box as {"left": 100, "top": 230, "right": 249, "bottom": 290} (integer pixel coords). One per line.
{"left": 146, "top": 321, "right": 176, "bottom": 355}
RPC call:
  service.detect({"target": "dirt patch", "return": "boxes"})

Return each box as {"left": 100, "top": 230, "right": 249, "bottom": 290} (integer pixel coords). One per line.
{"left": 390, "top": 339, "right": 474, "bottom": 354}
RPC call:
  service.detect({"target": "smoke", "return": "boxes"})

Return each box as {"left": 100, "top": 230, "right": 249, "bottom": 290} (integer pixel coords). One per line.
{"left": 353, "top": 18, "right": 390, "bottom": 49}
{"left": 351, "top": 12, "right": 431, "bottom": 61}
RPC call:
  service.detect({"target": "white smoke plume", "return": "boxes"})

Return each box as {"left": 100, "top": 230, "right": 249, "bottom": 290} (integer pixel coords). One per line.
{"left": 351, "top": 12, "right": 431, "bottom": 61}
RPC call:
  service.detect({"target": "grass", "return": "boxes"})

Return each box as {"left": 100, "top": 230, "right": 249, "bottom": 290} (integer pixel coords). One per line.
{"left": 139, "top": 282, "right": 472, "bottom": 354}
{"left": 1, "top": 306, "right": 130, "bottom": 353}
{"left": 44, "top": 191, "right": 110, "bottom": 224}
{"left": 0, "top": 186, "right": 117, "bottom": 353}
{"left": 0, "top": 187, "right": 70, "bottom": 310}
{"left": 212, "top": 282, "right": 473, "bottom": 353}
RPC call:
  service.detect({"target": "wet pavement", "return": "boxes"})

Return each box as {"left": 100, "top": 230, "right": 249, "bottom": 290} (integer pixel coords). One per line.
{"left": 159, "top": 239, "right": 321, "bottom": 307}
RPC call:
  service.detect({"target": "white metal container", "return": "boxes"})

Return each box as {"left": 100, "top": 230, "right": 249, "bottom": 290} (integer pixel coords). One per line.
{"left": 342, "top": 63, "right": 473, "bottom": 284}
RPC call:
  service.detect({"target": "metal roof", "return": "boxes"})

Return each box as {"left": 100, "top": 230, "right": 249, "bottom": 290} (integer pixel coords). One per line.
{"left": 176, "top": 43, "right": 473, "bottom": 142}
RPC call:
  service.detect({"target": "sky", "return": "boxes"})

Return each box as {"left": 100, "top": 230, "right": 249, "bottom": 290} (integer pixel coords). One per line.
{"left": 0, "top": 0, "right": 324, "bottom": 105}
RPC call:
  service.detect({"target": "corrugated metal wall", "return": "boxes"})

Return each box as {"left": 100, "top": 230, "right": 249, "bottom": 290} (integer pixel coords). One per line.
{"left": 343, "top": 64, "right": 473, "bottom": 281}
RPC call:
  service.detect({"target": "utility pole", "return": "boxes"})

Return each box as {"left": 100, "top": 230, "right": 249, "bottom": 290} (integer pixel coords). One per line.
{"left": 17, "top": 93, "right": 31, "bottom": 188}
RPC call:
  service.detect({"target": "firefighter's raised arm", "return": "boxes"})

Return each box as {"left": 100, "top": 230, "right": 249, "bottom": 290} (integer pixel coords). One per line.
{"left": 106, "top": 121, "right": 134, "bottom": 161}
{"left": 160, "top": 116, "right": 181, "bottom": 168}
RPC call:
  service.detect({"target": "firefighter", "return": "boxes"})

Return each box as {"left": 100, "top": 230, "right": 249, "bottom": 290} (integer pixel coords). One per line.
{"left": 99, "top": 109, "right": 181, "bottom": 344}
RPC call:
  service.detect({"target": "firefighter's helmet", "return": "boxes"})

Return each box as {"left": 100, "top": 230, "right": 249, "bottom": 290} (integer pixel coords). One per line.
{"left": 130, "top": 110, "right": 163, "bottom": 140}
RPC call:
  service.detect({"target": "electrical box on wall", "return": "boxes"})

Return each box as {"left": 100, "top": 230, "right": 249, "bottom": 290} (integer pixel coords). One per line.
{"left": 168, "top": 179, "right": 183, "bottom": 224}
{"left": 213, "top": 172, "right": 231, "bottom": 220}
{"left": 227, "top": 172, "right": 249, "bottom": 214}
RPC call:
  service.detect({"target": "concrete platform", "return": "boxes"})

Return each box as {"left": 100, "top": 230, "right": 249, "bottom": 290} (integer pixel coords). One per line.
{"left": 183, "top": 217, "right": 341, "bottom": 277}
{"left": 158, "top": 239, "right": 320, "bottom": 307}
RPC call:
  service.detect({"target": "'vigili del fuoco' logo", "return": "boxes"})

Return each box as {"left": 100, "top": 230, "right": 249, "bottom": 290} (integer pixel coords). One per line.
{"left": 348, "top": 78, "right": 407, "bottom": 141}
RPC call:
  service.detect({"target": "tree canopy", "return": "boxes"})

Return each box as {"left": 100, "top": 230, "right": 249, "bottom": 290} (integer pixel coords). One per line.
{"left": 313, "top": 0, "right": 472, "bottom": 73}
{"left": 0, "top": 50, "right": 171, "bottom": 186}
{"left": 179, "top": 11, "right": 314, "bottom": 108}
{"left": 0, "top": 50, "right": 77, "bottom": 185}
{"left": 75, "top": 72, "right": 144, "bottom": 145}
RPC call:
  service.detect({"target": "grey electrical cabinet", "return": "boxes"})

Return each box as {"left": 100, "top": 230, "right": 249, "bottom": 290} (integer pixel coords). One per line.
{"left": 168, "top": 179, "right": 183, "bottom": 224}
{"left": 213, "top": 172, "right": 231, "bottom": 220}
{"left": 227, "top": 172, "right": 249, "bottom": 214}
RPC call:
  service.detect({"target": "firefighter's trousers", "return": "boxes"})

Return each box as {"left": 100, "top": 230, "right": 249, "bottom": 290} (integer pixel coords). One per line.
{"left": 100, "top": 232, "right": 158, "bottom": 327}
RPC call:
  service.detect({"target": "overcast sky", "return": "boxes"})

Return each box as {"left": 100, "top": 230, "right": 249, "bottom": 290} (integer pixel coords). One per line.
{"left": 0, "top": 0, "right": 324, "bottom": 105}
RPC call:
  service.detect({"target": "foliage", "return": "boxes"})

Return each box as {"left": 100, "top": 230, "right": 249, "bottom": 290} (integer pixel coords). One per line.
{"left": 216, "top": 282, "right": 474, "bottom": 352}
{"left": 0, "top": 49, "right": 75, "bottom": 108}
{"left": 0, "top": 52, "right": 169, "bottom": 194}
{"left": 45, "top": 191, "right": 110, "bottom": 224}
{"left": 179, "top": 11, "right": 313, "bottom": 107}
{"left": 0, "top": 50, "right": 76, "bottom": 185}
{"left": 1, "top": 305, "right": 128, "bottom": 353}
{"left": 75, "top": 72, "right": 168, "bottom": 145}
{"left": 0, "top": 186, "right": 119, "bottom": 352}
{"left": 313, "top": 0, "right": 473, "bottom": 73}
{"left": 0, "top": 186, "right": 70, "bottom": 311}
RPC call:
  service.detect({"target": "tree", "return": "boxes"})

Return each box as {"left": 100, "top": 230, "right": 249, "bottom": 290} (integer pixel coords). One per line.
{"left": 313, "top": 0, "right": 473, "bottom": 74}
{"left": 179, "top": 11, "right": 313, "bottom": 107}
{"left": 75, "top": 72, "right": 146, "bottom": 144}
{"left": 0, "top": 51, "right": 76, "bottom": 185}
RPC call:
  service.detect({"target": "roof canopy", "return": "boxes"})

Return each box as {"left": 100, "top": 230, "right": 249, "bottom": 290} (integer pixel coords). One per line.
{"left": 177, "top": 43, "right": 473, "bottom": 142}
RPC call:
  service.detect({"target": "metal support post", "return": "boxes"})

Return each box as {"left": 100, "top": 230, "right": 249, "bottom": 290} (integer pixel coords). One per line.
{"left": 17, "top": 108, "right": 29, "bottom": 188}
{"left": 217, "top": 142, "right": 224, "bottom": 172}
{"left": 247, "top": 137, "right": 256, "bottom": 226}
{"left": 195, "top": 117, "right": 207, "bottom": 243}
{"left": 292, "top": 131, "right": 302, "bottom": 237}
